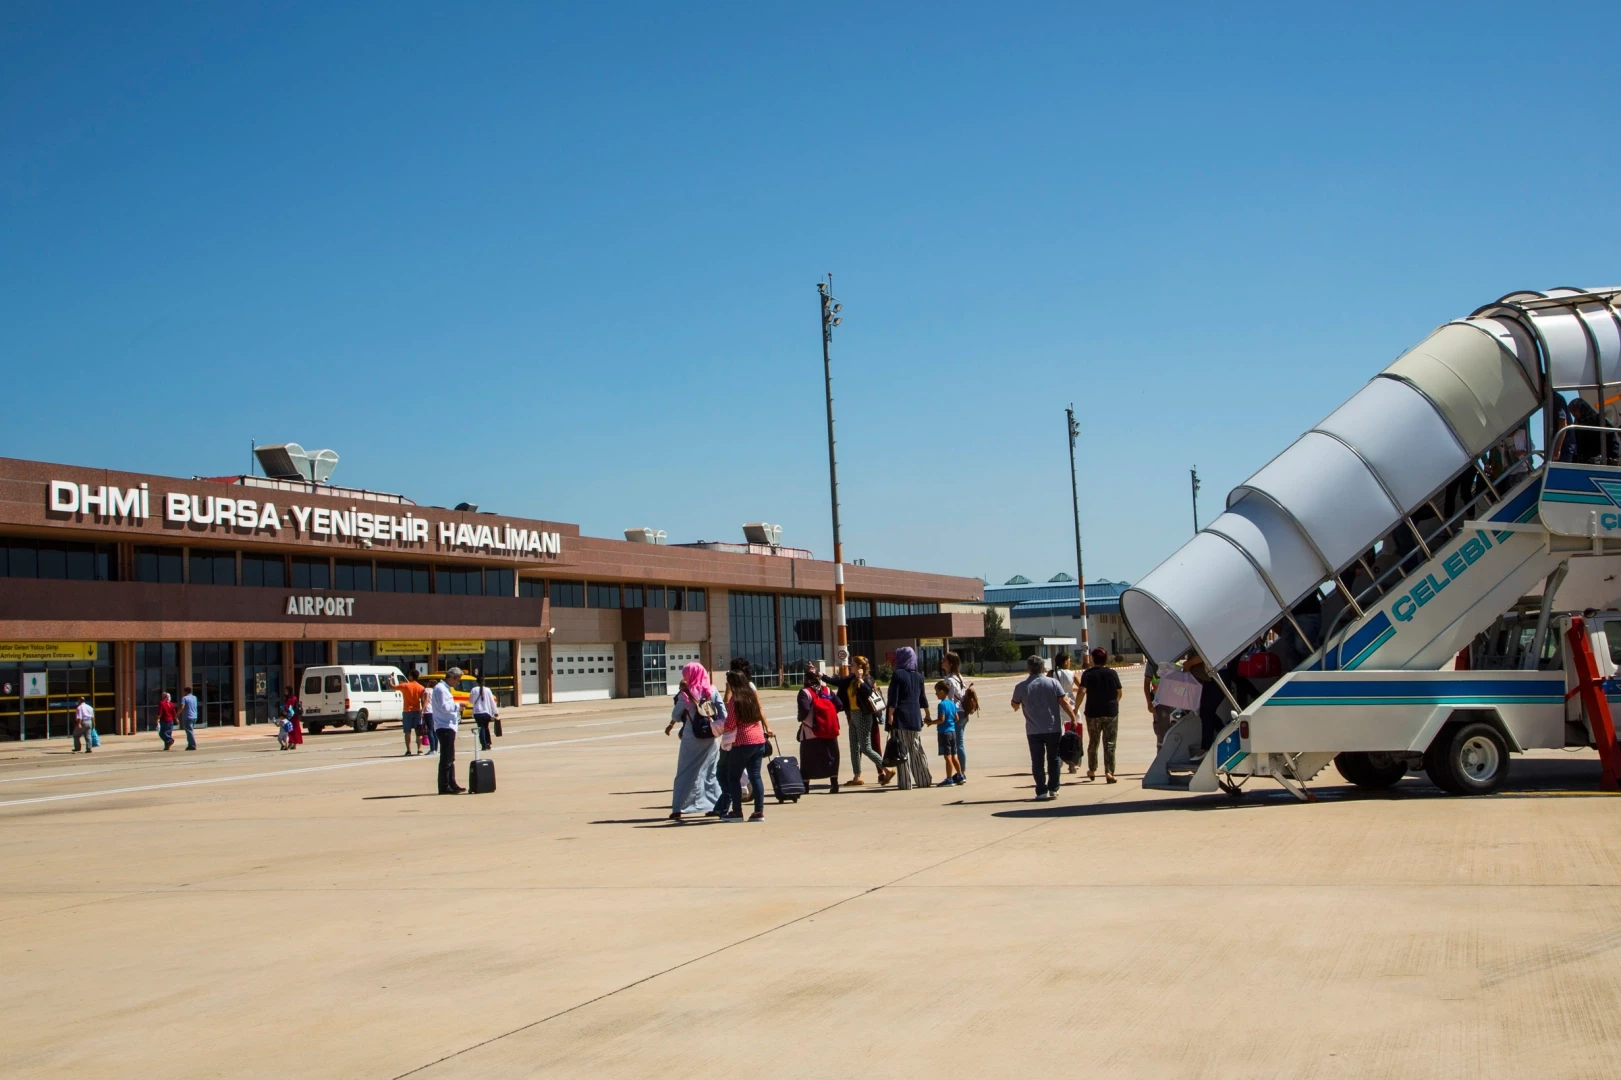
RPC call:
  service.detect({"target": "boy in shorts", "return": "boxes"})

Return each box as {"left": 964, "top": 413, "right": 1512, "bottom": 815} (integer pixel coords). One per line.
{"left": 929, "top": 680, "right": 964, "bottom": 786}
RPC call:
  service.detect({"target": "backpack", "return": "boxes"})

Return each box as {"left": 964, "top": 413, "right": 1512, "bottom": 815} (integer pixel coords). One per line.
{"left": 801, "top": 684, "right": 841, "bottom": 740}
{"left": 684, "top": 691, "right": 717, "bottom": 739}
{"left": 961, "top": 684, "right": 979, "bottom": 716}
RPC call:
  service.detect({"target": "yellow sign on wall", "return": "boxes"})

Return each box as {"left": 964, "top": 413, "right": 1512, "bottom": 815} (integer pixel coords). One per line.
{"left": 0, "top": 641, "right": 98, "bottom": 662}
{"left": 375, "top": 640, "right": 431, "bottom": 656}
{"left": 435, "top": 640, "right": 486, "bottom": 655}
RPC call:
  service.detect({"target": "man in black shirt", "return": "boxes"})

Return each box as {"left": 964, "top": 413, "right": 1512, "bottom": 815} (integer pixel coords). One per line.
{"left": 1076, "top": 648, "right": 1123, "bottom": 783}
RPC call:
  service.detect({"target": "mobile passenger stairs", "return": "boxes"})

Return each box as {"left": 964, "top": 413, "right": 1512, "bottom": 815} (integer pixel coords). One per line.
{"left": 1123, "top": 287, "right": 1621, "bottom": 800}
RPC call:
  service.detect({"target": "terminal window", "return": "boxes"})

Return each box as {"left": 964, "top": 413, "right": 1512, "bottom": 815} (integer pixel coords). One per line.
{"left": 134, "top": 546, "right": 183, "bottom": 584}
{"left": 550, "top": 581, "right": 585, "bottom": 607}
{"left": 241, "top": 554, "right": 287, "bottom": 588}
{"left": 189, "top": 549, "right": 236, "bottom": 586}
{"left": 3, "top": 537, "right": 115, "bottom": 581}
{"left": 291, "top": 557, "right": 331, "bottom": 590}
{"left": 335, "top": 559, "right": 374, "bottom": 591}
{"left": 377, "top": 562, "right": 430, "bottom": 593}
{"left": 587, "top": 583, "right": 619, "bottom": 608}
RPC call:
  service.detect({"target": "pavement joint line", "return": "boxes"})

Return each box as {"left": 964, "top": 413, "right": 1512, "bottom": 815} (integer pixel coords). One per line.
{"left": 390, "top": 783, "right": 1110, "bottom": 1078}
{"left": 0, "top": 716, "right": 653, "bottom": 787}
{"left": 0, "top": 730, "right": 657, "bottom": 809}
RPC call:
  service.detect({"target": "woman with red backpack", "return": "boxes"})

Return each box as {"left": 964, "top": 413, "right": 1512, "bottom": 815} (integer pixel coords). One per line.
{"left": 796, "top": 661, "right": 841, "bottom": 794}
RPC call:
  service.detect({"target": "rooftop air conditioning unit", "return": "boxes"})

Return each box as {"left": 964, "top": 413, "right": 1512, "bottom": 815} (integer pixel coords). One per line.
{"left": 742, "top": 523, "right": 782, "bottom": 546}
{"left": 255, "top": 443, "right": 338, "bottom": 484}
{"left": 625, "top": 528, "right": 667, "bottom": 544}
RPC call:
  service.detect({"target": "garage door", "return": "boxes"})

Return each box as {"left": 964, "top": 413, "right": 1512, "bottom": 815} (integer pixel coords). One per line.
{"left": 519, "top": 642, "right": 541, "bottom": 704}
{"left": 552, "top": 644, "right": 616, "bottom": 702}
{"left": 663, "top": 643, "right": 703, "bottom": 697}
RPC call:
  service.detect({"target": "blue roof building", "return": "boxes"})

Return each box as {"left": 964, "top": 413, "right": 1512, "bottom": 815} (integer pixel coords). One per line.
{"left": 975, "top": 576, "right": 1141, "bottom": 657}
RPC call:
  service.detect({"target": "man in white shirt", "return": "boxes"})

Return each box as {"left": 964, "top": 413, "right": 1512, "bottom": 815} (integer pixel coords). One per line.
{"left": 468, "top": 674, "right": 499, "bottom": 751}
{"left": 430, "top": 667, "right": 465, "bottom": 794}
{"left": 72, "top": 697, "right": 95, "bottom": 753}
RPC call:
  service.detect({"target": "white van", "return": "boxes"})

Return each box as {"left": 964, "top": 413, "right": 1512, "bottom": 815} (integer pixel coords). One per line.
{"left": 299, "top": 665, "right": 405, "bottom": 734}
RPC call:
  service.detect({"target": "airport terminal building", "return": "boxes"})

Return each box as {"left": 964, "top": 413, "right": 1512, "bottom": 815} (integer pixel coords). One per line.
{"left": 0, "top": 455, "right": 983, "bottom": 739}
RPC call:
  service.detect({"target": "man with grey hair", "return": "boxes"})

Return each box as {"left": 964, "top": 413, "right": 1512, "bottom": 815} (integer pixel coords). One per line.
{"left": 1011, "top": 653, "right": 1079, "bottom": 801}
{"left": 430, "top": 667, "right": 465, "bottom": 795}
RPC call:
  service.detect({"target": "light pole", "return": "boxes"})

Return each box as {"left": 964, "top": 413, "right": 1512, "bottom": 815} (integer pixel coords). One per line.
{"left": 818, "top": 275, "right": 849, "bottom": 675}
{"left": 1190, "top": 467, "right": 1201, "bottom": 534}
{"left": 1066, "top": 406, "right": 1089, "bottom": 654}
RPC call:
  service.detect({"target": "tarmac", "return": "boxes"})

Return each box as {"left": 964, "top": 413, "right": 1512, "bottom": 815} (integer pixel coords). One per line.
{"left": 3, "top": 670, "right": 1620, "bottom": 1079}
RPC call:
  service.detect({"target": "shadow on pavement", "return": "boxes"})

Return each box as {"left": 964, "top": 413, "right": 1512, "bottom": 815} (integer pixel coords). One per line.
{"left": 362, "top": 793, "right": 440, "bottom": 800}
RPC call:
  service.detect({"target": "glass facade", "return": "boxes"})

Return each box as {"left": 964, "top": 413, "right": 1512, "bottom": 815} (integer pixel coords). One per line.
{"left": 242, "top": 554, "right": 286, "bottom": 587}
{"left": 377, "top": 562, "right": 431, "bottom": 593}
{"left": 435, "top": 567, "right": 514, "bottom": 596}
{"left": 728, "top": 591, "right": 779, "bottom": 681}
{"left": 518, "top": 578, "right": 544, "bottom": 599}
{"left": 243, "top": 641, "right": 283, "bottom": 723}
{"left": 189, "top": 549, "right": 236, "bottom": 586}
{"left": 847, "top": 599, "right": 875, "bottom": 670}
{"left": 587, "top": 582, "right": 620, "bottom": 608}
{"left": 0, "top": 643, "right": 114, "bottom": 740}
{"left": 133, "top": 641, "right": 181, "bottom": 732}
{"left": 780, "top": 595, "right": 825, "bottom": 673}
{"left": 626, "top": 642, "right": 666, "bottom": 698}
{"left": 335, "top": 559, "right": 374, "bottom": 591}
{"left": 291, "top": 557, "right": 330, "bottom": 590}
{"left": 549, "top": 580, "right": 584, "bottom": 607}
{"left": 191, "top": 642, "right": 235, "bottom": 726}
{"left": 134, "top": 546, "right": 183, "bottom": 584}
{"left": 292, "top": 641, "right": 327, "bottom": 688}
{"left": 1, "top": 536, "right": 115, "bottom": 581}
{"left": 336, "top": 641, "right": 375, "bottom": 665}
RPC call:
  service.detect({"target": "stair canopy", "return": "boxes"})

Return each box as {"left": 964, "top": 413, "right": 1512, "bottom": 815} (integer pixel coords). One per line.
{"left": 1123, "top": 287, "right": 1620, "bottom": 669}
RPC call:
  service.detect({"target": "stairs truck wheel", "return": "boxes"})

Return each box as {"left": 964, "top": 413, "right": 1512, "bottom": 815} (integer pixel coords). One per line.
{"left": 1423, "top": 737, "right": 1460, "bottom": 794}
{"left": 1438, "top": 722, "right": 1510, "bottom": 795}
{"left": 1335, "top": 751, "right": 1407, "bottom": 790}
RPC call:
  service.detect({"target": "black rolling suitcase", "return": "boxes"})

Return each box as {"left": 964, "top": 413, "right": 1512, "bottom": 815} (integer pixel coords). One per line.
{"left": 1059, "top": 728, "right": 1084, "bottom": 768}
{"left": 767, "top": 736, "right": 806, "bottom": 803}
{"left": 468, "top": 756, "right": 496, "bottom": 794}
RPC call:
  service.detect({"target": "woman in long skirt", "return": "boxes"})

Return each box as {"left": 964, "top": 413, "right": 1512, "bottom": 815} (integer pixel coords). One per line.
{"left": 666, "top": 662, "right": 723, "bottom": 820}
{"left": 885, "top": 648, "right": 933, "bottom": 789}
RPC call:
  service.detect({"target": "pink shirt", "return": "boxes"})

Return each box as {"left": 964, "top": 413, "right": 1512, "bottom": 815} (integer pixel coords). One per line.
{"left": 722, "top": 714, "right": 766, "bottom": 747}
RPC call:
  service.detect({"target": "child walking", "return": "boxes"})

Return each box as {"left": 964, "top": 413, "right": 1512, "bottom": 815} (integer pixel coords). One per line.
{"left": 929, "top": 680, "right": 964, "bottom": 786}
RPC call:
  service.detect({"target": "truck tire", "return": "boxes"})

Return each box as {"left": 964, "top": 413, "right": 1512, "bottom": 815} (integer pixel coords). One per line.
{"left": 1334, "top": 751, "right": 1407, "bottom": 790}
{"left": 308, "top": 723, "right": 324, "bottom": 735}
{"left": 1432, "top": 722, "right": 1510, "bottom": 795}
{"left": 354, "top": 709, "right": 368, "bottom": 733}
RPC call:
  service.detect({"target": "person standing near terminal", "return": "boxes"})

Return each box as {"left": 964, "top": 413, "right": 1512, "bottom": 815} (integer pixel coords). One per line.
{"left": 469, "top": 673, "right": 499, "bottom": 752}
{"left": 71, "top": 697, "right": 95, "bottom": 753}
{"left": 156, "top": 691, "right": 178, "bottom": 750}
{"left": 282, "top": 686, "right": 303, "bottom": 750}
{"left": 885, "top": 647, "right": 933, "bottom": 789}
{"left": 399, "top": 671, "right": 426, "bottom": 756}
{"left": 431, "top": 666, "right": 465, "bottom": 794}
{"left": 1077, "top": 648, "right": 1123, "bottom": 783}
{"left": 940, "top": 652, "right": 970, "bottom": 777}
{"left": 1011, "top": 654, "right": 1079, "bottom": 801}
{"left": 665, "top": 662, "right": 722, "bottom": 820}
{"left": 718, "top": 673, "right": 774, "bottom": 821}
{"left": 179, "top": 686, "right": 199, "bottom": 751}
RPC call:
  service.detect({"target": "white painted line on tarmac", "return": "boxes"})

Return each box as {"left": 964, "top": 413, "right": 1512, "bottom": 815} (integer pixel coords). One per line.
{"left": 0, "top": 730, "right": 656, "bottom": 810}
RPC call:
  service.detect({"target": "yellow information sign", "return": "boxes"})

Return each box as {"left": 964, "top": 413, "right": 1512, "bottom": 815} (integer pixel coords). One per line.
{"left": 435, "top": 639, "right": 486, "bottom": 655}
{"left": 375, "top": 640, "right": 431, "bottom": 656}
{"left": 919, "top": 638, "right": 947, "bottom": 648}
{"left": 0, "top": 641, "right": 98, "bottom": 662}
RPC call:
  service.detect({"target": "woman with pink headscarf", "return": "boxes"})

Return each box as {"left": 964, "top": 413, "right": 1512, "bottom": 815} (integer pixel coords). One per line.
{"left": 664, "top": 661, "right": 724, "bottom": 820}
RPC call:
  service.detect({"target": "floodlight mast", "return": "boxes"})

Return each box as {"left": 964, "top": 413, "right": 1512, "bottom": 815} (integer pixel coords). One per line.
{"left": 819, "top": 275, "right": 849, "bottom": 676}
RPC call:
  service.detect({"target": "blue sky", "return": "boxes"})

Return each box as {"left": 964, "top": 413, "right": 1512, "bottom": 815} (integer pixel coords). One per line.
{"left": 2, "top": 3, "right": 1617, "bottom": 588}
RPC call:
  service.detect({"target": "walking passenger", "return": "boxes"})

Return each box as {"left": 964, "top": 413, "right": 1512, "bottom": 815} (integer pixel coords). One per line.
{"left": 835, "top": 656, "right": 887, "bottom": 786}
{"left": 399, "top": 671, "right": 426, "bottom": 755}
{"left": 431, "top": 666, "right": 465, "bottom": 794}
{"left": 469, "top": 673, "right": 499, "bottom": 751}
{"left": 282, "top": 687, "right": 303, "bottom": 749}
{"left": 718, "top": 674, "right": 774, "bottom": 821}
{"left": 665, "top": 662, "right": 722, "bottom": 820}
{"left": 71, "top": 697, "right": 95, "bottom": 753}
{"left": 1052, "top": 652, "right": 1079, "bottom": 773}
{"left": 1077, "top": 647, "right": 1122, "bottom": 783}
{"left": 796, "top": 662, "right": 842, "bottom": 794}
{"left": 1011, "top": 654, "right": 1079, "bottom": 801}
{"left": 930, "top": 680, "right": 964, "bottom": 784}
{"left": 885, "top": 647, "right": 934, "bottom": 789}
{"left": 940, "top": 651, "right": 971, "bottom": 777}
{"left": 156, "top": 691, "right": 178, "bottom": 750}
{"left": 179, "top": 685, "right": 199, "bottom": 750}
